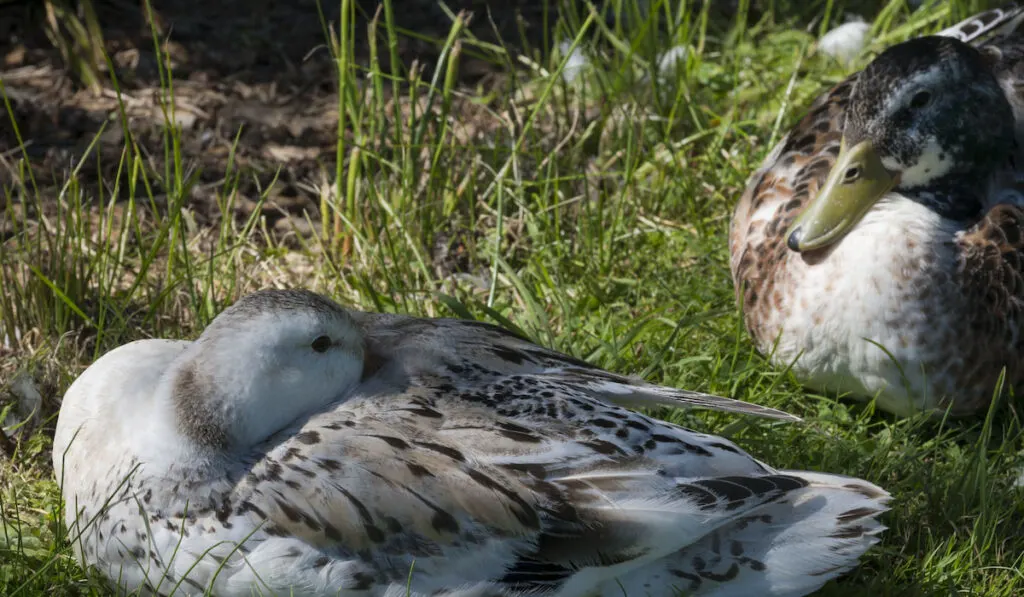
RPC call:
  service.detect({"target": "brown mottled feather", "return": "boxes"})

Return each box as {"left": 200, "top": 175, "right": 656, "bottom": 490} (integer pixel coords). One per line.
{"left": 954, "top": 202, "right": 1024, "bottom": 386}
{"left": 241, "top": 410, "right": 543, "bottom": 552}
{"left": 730, "top": 76, "right": 854, "bottom": 343}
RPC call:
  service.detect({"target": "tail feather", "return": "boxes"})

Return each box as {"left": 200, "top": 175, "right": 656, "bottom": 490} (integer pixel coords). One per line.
{"left": 605, "top": 471, "right": 890, "bottom": 597}
{"left": 937, "top": 4, "right": 1024, "bottom": 43}
{"left": 544, "top": 366, "right": 802, "bottom": 422}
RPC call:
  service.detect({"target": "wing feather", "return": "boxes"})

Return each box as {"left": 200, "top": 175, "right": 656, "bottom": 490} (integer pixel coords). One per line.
{"left": 238, "top": 406, "right": 852, "bottom": 594}
{"left": 356, "top": 312, "right": 800, "bottom": 421}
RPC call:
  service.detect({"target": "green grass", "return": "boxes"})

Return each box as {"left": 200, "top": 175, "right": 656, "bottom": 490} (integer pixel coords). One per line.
{"left": 3, "top": 0, "right": 1024, "bottom": 594}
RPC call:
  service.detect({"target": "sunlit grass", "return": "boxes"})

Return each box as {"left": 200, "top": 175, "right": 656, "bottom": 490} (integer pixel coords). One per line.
{"left": 3, "top": 0, "right": 1024, "bottom": 594}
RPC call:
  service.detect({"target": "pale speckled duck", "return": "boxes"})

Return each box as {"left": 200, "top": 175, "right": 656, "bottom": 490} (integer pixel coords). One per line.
{"left": 731, "top": 5, "right": 1024, "bottom": 417}
{"left": 53, "top": 288, "right": 887, "bottom": 597}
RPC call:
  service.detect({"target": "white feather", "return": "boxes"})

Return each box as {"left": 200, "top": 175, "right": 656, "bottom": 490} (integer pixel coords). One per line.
{"left": 818, "top": 20, "right": 871, "bottom": 64}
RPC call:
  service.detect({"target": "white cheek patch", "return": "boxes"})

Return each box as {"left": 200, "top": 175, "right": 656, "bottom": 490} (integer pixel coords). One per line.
{"left": 897, "top": 136, "right": 953, "bottom": 187}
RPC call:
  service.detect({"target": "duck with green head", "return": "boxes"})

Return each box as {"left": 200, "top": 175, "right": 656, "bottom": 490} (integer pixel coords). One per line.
{"left": 731, "top": 5, "right": 1024, "bottom": 416}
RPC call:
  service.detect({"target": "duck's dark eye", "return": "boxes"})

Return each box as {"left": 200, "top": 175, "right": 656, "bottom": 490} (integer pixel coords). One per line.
{"left": 909, "top": 90, "right": 931, "bottom": 109}
{"left": 311, "top": 335, "right": 331, "bottom": 353}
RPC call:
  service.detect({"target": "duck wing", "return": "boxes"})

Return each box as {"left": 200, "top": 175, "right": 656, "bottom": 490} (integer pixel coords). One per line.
{"left": 353, "top": 311, "right": 800, "bottom": 421}
{"left": 220, "top": 387, "right": 885, "bottom": 597}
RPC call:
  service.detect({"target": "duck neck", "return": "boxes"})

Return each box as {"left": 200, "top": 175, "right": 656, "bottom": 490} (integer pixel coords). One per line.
{"left": 125, "top": 360, "right": 232, "bottom": 474}
{"left": 900, "top": 173, "right": 990, "bottom": 222}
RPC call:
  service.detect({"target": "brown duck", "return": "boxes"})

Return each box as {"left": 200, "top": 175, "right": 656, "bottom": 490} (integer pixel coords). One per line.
{"left": 731, "top": 5, "right": 1024, "bottom": 416}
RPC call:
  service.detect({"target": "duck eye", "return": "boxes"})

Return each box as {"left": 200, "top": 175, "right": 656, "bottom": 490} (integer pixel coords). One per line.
{"left": 311, "top": 335, "right": 331, "bottom": 353}
{"left": 909, "top": 90, "right": 931, "bottom": 109}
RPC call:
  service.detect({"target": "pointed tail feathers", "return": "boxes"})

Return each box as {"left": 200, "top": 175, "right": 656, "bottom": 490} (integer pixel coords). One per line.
{"left": 608, "top": 470, "right": 889, "bottom": 597}
{"left": 937, "top": 4, "right": 1024, "bottom": 43}
{"left": 545, "top": 367, "right": 802, "bottom": 422}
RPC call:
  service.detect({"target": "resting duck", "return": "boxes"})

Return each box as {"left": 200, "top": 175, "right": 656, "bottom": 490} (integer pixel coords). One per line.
{"left": 730, "top": 5, "right": 1024, "bottom": 416}
{"left": 53, "top": 288, "right": 887, "bottom": 596}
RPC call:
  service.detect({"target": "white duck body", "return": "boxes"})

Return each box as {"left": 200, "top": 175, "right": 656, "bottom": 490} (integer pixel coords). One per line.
{"left": 54, "top": 289, "right": 888, "bottom": 597}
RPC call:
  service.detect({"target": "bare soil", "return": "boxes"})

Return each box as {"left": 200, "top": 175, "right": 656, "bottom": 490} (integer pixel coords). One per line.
{"left": 0, "top": 1, "right": 588, "bottom": 243}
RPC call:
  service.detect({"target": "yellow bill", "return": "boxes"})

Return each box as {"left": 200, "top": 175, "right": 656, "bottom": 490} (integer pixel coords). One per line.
{"left": 786, "top": 138, "right": 899, "bottom": 252}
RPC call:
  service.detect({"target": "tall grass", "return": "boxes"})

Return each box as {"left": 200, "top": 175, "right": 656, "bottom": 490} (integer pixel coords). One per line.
{"left": 2, "top": 0, "right": 1024, "bottom": 594}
